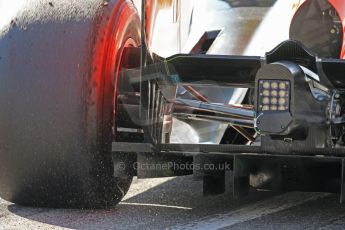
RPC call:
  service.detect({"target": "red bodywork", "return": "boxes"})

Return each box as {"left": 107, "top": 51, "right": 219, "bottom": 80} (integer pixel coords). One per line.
{"left": 292, "top": 0, "right": 345, "bottom": 58}
{"left": 329, "top": 0, "right": 345, "bottom": 58}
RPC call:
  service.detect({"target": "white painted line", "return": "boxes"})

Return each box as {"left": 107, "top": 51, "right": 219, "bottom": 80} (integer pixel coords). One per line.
{"left": 120, "top": 202, "right": 192, "bottom": 210}
{"left": 171, "top": 192, "right": 330, "bottom": 230}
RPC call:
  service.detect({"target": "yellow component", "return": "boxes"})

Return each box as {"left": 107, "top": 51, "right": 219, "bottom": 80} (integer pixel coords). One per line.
{"left": 271, "top": 82, "right": 278, "bottom": 89}
{"left": 262, "top": 97, "right": 270, "bottom": 104}
{"left": 279, "top": 90, "right": 286, "bottom": 97}
{"left": 271, "top": 90, "right": 278, "bottom": 97}
{"left": 279, "top": 98, "right": 286, "bottom": 105}
{"left": 263, "top": 90, "right": 270, "bottom": 96}
{"left": 262, "top": 105, "right": 270, "bottom": 111}
{"left": 263, "top": 82, "right": 270, "bottom": 89}
{"left": 271, "top": 97, "right": 278, "bottom": 105}
{"left": 271, "top": 105, "right": 278, "bottom": 111}
{"left": 279, "top": 82, "right": 287, "bottom": 90}
{"left": 278, "top": 106, "right": 286, "bottom": 111}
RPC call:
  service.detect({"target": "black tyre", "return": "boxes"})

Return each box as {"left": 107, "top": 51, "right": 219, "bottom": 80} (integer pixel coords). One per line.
{"left": 0, "top": 0, "right": 141, "bottom": 208}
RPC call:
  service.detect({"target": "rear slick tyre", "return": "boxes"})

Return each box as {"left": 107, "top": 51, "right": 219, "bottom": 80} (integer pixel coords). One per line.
{"left": 0, "top": 0, "right": 140, "bottom": 209}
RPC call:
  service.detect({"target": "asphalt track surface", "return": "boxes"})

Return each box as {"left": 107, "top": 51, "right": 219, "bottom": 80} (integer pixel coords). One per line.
{"left": 1, "top": 175, "right": 345, "bottom": 230}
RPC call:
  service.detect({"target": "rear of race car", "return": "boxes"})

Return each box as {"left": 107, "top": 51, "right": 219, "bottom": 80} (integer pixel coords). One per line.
{"left": 1, "top": 0, "right": 345, "bottom": 209}
{"left": 136, "top": 0, "right": 345, "bottom": 201}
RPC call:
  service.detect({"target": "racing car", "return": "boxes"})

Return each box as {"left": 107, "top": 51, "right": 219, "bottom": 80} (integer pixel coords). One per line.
{"left": 1, "top": 0, "right": 345, "bottom": 209}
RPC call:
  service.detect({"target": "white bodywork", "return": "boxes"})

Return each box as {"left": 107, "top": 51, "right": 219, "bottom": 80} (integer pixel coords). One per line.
{"left": 147, "top": 0, "right": 299, "bottom": 144}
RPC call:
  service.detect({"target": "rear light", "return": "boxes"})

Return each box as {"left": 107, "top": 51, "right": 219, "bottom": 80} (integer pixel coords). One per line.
{"left": 258, "top": 80, "right": 290, "bottom": 112}
{"left": 255, "top": 62, "right": 298, "bottom": 135}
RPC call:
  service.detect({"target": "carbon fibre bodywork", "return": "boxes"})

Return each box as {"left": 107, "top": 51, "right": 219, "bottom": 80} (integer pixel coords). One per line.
{"left": 133, "top": 0, "right": 345, "bottom": 201}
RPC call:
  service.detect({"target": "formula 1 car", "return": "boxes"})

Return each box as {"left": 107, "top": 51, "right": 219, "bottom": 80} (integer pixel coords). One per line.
{"left": 1, "top": 0, "right": 345, "bottom": 209}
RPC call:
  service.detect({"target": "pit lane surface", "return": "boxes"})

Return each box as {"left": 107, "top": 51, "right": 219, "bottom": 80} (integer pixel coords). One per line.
{"left": 1, "top": 175, "right": 345, "bottom": 230}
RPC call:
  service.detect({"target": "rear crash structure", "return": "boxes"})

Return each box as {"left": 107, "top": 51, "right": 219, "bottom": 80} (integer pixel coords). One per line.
{"left": 113, "top": 40, "right": 345, "bottom": 203}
